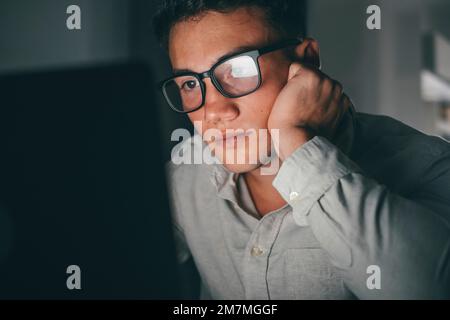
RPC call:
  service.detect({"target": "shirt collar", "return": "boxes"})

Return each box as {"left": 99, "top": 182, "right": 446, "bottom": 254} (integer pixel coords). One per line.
{"left": 210, "top": 163, "right": 241, "bottom": 204}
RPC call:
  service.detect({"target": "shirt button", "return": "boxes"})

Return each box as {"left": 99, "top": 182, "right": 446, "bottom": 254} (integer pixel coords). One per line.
{"left": 289, "top": 191, "right": 299, "bottom": 201}
{"left": 251, "top": 246, "right": 265, "bottom": 257}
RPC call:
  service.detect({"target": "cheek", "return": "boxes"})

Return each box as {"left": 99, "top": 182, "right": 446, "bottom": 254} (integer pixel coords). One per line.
{"left": 240, "top": 78, "right": 285, "bottom": 122}
{"left": 245, "top": 60, "right": 289, "bottom": 117}
{"left": 258, "top": 56, "right": 290, "bottom": 97}
{"left": 187, "top": 111, "right": 205, "bottom": 132}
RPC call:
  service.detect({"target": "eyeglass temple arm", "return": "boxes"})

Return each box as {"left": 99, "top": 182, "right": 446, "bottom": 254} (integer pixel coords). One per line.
{"left": 258, "top": 38, "right": 303, "bottom": 55}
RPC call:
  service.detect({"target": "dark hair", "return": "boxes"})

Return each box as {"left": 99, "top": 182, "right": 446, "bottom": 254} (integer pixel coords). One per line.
{"left": 152, "top": 0, "right": 306, "bottom": 50}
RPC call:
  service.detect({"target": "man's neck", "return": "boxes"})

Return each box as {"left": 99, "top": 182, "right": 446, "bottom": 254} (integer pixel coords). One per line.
{"left": 243, "top": 163, "right": 287, "bottom": 217}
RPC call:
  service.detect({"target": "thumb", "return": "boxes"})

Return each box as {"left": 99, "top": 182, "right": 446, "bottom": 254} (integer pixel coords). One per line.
{"left": 288, "top": 62, "right": 303, "bottom": 81}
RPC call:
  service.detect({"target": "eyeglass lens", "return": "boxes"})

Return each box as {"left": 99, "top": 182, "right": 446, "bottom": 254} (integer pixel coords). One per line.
{"left": 163, "top": 54, "right": 259, "bottom": 112}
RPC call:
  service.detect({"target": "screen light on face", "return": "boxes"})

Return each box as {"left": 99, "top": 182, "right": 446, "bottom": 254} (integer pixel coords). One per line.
{"left": 230, "top": 56, "right": 259, "bottom": 78}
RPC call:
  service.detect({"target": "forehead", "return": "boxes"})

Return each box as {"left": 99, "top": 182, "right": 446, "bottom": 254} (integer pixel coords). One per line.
{"left": 168, "top": 7, "right": 278, "bottom": 73}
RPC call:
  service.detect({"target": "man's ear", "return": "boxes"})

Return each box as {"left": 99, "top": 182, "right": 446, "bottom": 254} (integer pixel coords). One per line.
{"left": 292, "top": 37, "right": 321, "bottom": 69}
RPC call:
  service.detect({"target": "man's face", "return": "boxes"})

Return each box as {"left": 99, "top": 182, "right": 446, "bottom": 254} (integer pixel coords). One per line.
{"left": 168, "top": 7, "right": 291, "bottom": 173}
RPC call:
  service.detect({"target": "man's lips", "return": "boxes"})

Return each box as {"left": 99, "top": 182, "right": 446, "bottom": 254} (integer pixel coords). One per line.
{"left": 205, "top": 130, "right": 255, "bottom": 145}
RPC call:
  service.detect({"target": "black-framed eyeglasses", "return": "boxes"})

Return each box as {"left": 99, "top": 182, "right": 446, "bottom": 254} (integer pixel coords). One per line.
{"left": 159, "top": 38, "right": 302, "bottom": 114}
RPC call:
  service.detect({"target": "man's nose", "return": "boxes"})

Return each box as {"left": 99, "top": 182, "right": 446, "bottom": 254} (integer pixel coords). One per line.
{"left": 203, "top": 79, "right": 239, "bottom": 123}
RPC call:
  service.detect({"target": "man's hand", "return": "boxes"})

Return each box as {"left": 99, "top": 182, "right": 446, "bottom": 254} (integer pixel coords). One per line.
{"left": 268, "top": 62, "right": 352, "bottom": 161}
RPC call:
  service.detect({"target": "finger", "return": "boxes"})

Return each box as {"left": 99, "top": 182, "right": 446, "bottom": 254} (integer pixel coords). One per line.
{"left": 288, "top": 61, "right": 322, "bottom": 80}
{"left": 344, "top": 94, "right": 357, "bottom": 113}
{"left": 323, "top": 80, "right": 343, "bottom": 110}
{"left": 330, "top": 93, "right": 349, "bottom": 124}
{"left": 341, "top": 93, "right": 352, "bottom": 113}
{"left": 288, "top": 62, "right": 303, "bottom": 80}
{"left": 325, "top": 97, "right": 347, "bottom": 138}
{"left": 288, "top": 63, "right": 335, "bottom": 102}
{"left": 333, "top": 80, "right": 344, "bottom": 99}
{"left": 330, "top": 93, "right": 353, "bottom": 135}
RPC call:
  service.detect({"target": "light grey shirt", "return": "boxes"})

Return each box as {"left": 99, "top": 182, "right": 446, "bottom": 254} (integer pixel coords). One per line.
{"left": 166, "top": 111, "right": 450, "bottom": 299}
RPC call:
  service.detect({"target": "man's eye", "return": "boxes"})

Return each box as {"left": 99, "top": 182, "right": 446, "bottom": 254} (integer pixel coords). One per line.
{"left": 181, "top": 80, "right": 198, "bottom": 90}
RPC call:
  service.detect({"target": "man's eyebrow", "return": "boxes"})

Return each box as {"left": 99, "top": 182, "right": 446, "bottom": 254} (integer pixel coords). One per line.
{"left": 172, "top": 44, "right": 259, "bottom": 75}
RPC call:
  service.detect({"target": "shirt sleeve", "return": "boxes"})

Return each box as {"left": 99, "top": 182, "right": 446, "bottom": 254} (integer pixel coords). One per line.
{"left": 273, "top": 136, "right": 450, "bottom": 299}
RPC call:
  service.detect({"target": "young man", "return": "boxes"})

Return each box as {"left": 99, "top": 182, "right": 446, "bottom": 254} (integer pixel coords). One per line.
{"left": 153, "top": 0, "right": 450, "bottom": 299}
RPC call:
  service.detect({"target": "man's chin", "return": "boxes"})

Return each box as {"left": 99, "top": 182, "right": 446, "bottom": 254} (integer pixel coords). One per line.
{"left": 220, "top": 162, "right": 262, "bottom": 174}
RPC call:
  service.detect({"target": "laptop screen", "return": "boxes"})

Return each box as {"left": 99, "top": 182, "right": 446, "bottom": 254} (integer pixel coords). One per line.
{"left": 0, "top": 63, "right": 180, "bottom": 299}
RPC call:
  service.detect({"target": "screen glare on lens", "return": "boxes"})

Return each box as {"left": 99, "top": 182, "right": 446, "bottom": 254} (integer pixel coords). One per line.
{"left": 215, "top": 56, "right": 259, "bottom": 96}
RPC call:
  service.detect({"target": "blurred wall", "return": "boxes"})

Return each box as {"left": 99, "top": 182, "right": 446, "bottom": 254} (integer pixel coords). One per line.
{"left": 0, "top": 0, "right": 130, "bottom": 73}
{"left": 308, "top": 0, "right": 450, "bottom": 135}
{"left": 423, "top": 0, "right": 450, "bottom": 40}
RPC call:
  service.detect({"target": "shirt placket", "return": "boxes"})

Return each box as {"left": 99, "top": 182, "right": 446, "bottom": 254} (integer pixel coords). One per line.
{"left": 242, "top": 210, "right": 288, "bottom": 299}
